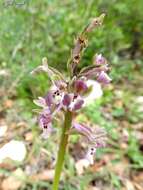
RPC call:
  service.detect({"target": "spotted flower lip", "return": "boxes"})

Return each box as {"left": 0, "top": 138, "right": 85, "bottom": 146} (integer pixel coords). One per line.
{"left": 84, "top": 128, "right": 107, "bottom": 164}
{"left": 38, "top": 108, "right": 53, "bottom": 139}
{"left": 85, "top": 146, "right": 96, "bottom": 165}
{"left": 45, "top": 90, "right": 64, "bottom": 107}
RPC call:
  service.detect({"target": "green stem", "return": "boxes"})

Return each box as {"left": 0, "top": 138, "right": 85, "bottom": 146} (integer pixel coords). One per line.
{"left": 52, "top": 111, "right": 72, "bottom": 190}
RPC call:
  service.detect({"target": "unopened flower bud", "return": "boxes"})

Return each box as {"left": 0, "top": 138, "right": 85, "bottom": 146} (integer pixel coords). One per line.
{"left": 97, "top": 71, "right": 112, "bottom": 84}
{"left": 85, "top": 13, "right": 105, "bottom": 33}
{"left": 94, "top": 54, "right": 107, "bottom": 65}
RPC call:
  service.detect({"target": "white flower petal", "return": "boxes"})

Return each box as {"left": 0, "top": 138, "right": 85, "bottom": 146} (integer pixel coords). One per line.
{"left": 84, "top": 80, "right": 103, "bottom": 106}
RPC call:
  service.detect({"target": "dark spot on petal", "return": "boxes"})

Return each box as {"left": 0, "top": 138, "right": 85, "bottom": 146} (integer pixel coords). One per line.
{"left": 74, "top": 55, "right": 80, "bottom": 60}
{"left": 44, "top": 125, "right": 47, "bottom": 129}
{"left": 74, "top": 95, "right": 78, "bottom": 99}
{"left": 79, "top": 38, "right": 84, "bottom": 43}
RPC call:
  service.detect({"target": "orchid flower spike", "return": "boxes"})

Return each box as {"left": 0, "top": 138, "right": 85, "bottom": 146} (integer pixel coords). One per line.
{"left": 31, "top": 14, "right": 111, "bottom": 179}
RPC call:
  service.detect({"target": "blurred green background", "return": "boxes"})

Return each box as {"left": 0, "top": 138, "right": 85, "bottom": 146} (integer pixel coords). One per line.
{"left": 0, "top": 0, "right": 143, "bottom": 190}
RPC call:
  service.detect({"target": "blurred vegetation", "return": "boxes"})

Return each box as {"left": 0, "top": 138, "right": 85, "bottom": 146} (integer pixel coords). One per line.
{"left": 0, "top": 0, "right": 143, "bottom": 190}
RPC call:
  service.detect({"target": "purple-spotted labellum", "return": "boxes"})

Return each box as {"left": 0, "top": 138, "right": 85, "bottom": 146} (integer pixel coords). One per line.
{"left": 46, "top": 90, "right": 63, "bottom": 107}
{"left": 31, "top": 14, "right": 111, "bottom": 166}
{"left": 38, "top": 108, "right": 53, "bottom": 139}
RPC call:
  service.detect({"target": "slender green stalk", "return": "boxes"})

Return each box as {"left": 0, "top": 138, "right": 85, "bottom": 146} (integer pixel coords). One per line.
{"left": 52, "top": 111, "right": 72, "bottom": 190}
